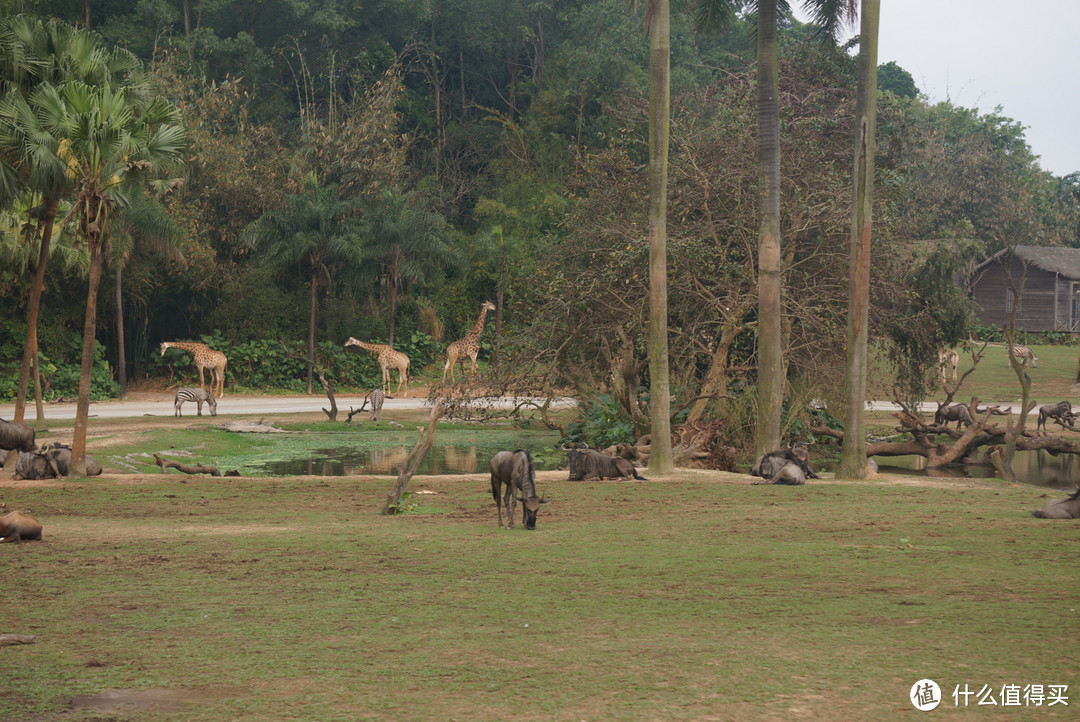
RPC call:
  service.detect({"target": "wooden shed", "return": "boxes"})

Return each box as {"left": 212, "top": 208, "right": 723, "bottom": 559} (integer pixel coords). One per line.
{"left": 970, "top": 246, "right": 1080, "bottom": 332}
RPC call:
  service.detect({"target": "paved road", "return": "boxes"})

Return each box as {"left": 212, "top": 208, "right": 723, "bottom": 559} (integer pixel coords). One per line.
{"left": 0, "top": 393, "right": 574, "bottom": 421}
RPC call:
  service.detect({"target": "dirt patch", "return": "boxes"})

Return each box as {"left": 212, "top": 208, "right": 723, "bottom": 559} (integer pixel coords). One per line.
{"left": 70, "top": 687, "right": 241, "bottom": 713}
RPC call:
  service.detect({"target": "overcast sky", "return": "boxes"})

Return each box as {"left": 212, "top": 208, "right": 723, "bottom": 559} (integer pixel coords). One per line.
{"left": 796, "top": 0, "right": 1080, "bottom": 177}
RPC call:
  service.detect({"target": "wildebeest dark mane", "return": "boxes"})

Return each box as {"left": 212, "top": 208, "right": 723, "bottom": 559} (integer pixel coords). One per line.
{"left": 512, "top": 449, "right": 537, "bottom": 498}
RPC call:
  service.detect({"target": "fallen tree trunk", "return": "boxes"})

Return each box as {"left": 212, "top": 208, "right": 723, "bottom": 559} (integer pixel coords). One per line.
{"left": 154, "top": 454, "right": 223, "bottom": 477}
{"left": 0, "top": 634, "right": 35, "bottom": 646}
{"left": 812, "top": 413, "right": 1080, "bottom": 468}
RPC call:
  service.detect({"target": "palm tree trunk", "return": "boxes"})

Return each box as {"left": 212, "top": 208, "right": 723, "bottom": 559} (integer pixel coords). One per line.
{"left": 646, "top": 0, "right": 674, "bottom": 473}
{"left": 115, "top": 262, "right": 127, "bottom": 399}
{"left": 755, "top": 0, "right": 784, "bottom": 457}
{"left": 15, "top": 197, "right": 58, "bottom": 424}
{"left": 388, "top": 278, "right": 398, "bottom": 348}
{"left": 839, "top": 0, "right": 880, "bottom": 478}
{"left": 72, "top": 241, "right": 103, "bottom": 477}
{"left": 307, "top": 271, "right": 318, "bottom": 394}
{"left": 494, "top": 259, "right": 505, "bottom": 371}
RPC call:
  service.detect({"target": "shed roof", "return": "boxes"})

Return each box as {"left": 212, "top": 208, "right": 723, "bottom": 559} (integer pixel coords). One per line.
{"left": 975, "top": 245, "right": 1080, "bottom": 280}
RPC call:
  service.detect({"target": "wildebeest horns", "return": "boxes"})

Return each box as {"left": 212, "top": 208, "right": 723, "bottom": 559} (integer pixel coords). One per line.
{"left": 515, "top": 495, "right": 548, "bottom": 503}
{"left": 561, "top": 442, "right": 589, "bottom": 450}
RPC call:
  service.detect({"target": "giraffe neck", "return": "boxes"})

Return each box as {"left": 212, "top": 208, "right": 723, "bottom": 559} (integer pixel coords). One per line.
{"left": 166, "top": 341, "right": 208, "bottom": 353}
{"left": 468, "top": 307, "right": 490, "bottom": 339}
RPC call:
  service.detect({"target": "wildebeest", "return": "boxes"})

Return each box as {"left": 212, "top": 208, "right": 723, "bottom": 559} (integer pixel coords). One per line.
{"left": 750, "top": 441, "right": 819, "bottom": 485}
{"left": 750, "top": 453, "right": 806, "bottom": 485}
{"left": 1032, "top": 488, "right": 1080, "bottom": 519}
{"left": 0, "top": 511, "right": 42, "bottom": 542}
{"left": 0, "top": 417, "right": 35, "bottom": 453}
{"left": 934, "top": 403, "right": 973, "bottom": 429}
{"left": 563, "top": 444, "right": 647, "bottom": 481}
{"left": 15, "top": 444, "right": 102, "bottom": 479}
{"left": 1037, "top": 401, "right": 1074, "bottom": 432}
{"left": 174, "top": 387, "right": 217, "bottom": 417}
{"left": 489, "top": 450, "right": 546, "bottom": 529}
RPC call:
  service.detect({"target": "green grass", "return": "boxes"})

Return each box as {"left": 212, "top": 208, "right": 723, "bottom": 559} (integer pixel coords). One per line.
{"left": 870, "top": 342, "right": 1080, "bottom": 406}
{"left": 1, "top": 473, "right": 1076, "bottom": 720}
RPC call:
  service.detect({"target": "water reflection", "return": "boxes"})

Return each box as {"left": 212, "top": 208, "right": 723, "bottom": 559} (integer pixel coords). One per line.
{"left": 258, "top": 444, "right": 549, "bottom": 477}
{"left": 870, "top": 449, "right": 1077, "bottom": 488}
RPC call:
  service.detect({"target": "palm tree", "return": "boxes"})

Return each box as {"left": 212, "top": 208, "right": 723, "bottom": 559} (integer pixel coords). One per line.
{"left": 36, "top": 79, "right": 187, "bottom": 475}
{"left": 0, "top": 15, "right": 143, "bottom": 424}
{"left": 644, "top": 0, "right": 674, "bottom": 472}
{"left": 754, "top": 0, "right": 785, "bottom": 457}
{"left": 107, "top": 185, "right": 185, "bottom": 398}
{"left": 241, "top": 172, "right": 364, "bottom": 393}
{"left": 362, "top": 188, "right": 454, "bottom": 347}
{"left": 838, "top": 0, "right": 880, "bottom": 478}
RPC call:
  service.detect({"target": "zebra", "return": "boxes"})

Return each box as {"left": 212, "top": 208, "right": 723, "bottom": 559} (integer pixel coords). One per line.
{"left": 1008, "top": 345, "right": 1038, "bottom": 368}
{"left": 360, "top": 388, "right": 385, "bottom": 421}
{"left": 174, "top": 387, "right": 217, "bottom": 417}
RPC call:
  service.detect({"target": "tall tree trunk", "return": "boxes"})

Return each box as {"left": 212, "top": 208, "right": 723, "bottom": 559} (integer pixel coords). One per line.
{"left": 839, "top": 0, "right": 880, "bottom": 479}
{"left": 494, "top": 260, "right": 505, "bottom": 371}
{"left": 115, "top": 262, "right": 127, "bottom": 399}
{"left": 307, "top": 271, "right": 317, "bottom": 394}
{"left": 388, "top": 276, "right": 398, "bottom": 348}
{"left": 646, "top": 0, "right": 673, "bottom": 473}
{"left": 15, "top": 197, "right": 58, "bottom": 424}
{"left": 72, "top": 241, "right": 104, "bottom": 477}
{"left": 755, "top": 0, "right": 783, "bottom": 457}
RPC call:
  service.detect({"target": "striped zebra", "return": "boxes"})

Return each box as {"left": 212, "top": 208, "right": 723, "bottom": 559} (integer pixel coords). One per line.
{"left": 174, "top": 387, "right": 217, "bottom": 417}
{"left": 361, "top": 388, "right": 385, "bottom": 421}
{"left": 1008, "top": 345, "right": 1038, "bottom": 368}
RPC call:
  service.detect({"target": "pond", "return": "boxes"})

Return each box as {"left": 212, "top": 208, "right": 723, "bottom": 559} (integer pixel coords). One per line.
{"left": 867, "top": 449, "right": 1078, "bottom": 488}
{"left": 253, "top": 442, "right": 564, "bottom": 477}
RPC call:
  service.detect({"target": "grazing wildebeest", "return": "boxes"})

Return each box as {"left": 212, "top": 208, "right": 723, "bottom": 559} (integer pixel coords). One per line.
{"left": 0, "top": 511, "right": 42, "bottom": 542}
{"left": 934, "top": 403, "right": 973, "bottom": 430}
{"left": 563, "top": 444, "right": 647, "bottom": 481}
{"left": 489, "top": 450, "right": 546, "bottom": 529}
{"left": 0, "top": 417, "right": 35, "bottom": 453}
{"left": 15, "top": 444, "right": 102, "bottom": 479}
{"left": 750, "top": 453, "right": 806, "bottom": 485}
{"left": 1032, "top": 489, "right": 1080, "bottom": 519}
{"left": 174, "top": 387, "right": 217, "bottom": 417}
{"left": 1037, "top": 401, "right": 1074, "bottom": 432}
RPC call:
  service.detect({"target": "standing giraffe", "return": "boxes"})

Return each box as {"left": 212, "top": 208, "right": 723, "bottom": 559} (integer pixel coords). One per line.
{"left": 344, "top": 338, "right": 410, "bottom": 395}
{"left": 160, "top": 341, "right": 228, "bottom": 398}
{"left": 443, "top": 301, "right": 496, "bottom": 381}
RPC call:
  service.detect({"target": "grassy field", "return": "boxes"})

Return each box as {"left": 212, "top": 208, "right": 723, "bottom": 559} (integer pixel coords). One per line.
{"left": 1, "top": 465, "right": 1076, "bottom": 720}
{"left": 868, "top": 342, "right": 1080, "bottom": 407}
{"left": 2, "top": 351, "right": 1078, "bottom": 721}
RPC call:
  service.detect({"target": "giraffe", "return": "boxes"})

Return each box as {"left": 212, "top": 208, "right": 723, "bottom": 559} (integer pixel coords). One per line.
{"left": 443, "top": 301, "right": 496, "bottom": 381}
{"left": 344, "top": 338, "right": 410, "bottom": 395}
{"left": 160, "top": 341, "right": 228, "bottom": 398}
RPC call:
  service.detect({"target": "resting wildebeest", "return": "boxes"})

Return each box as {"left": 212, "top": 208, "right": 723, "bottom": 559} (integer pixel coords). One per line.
{"left": 0, "top": 511, "right": 42, "bottom": 542}
{"left": 750, "top": 441, "right": 819, "bottom": 485}
{"left": 1032, "top": 488, "right": 1080, "bottom": 519}
{"left": 0, "top": 417, "right": 35, "bottom": 453}
{"left": 15, "top": 444, "right": 102, "bottom": 479}
{"left": 563, "top": 444, "right": 647, "bottom": 481}
{"left": 934, "top": 403, "right": 973, "bottom": 430}
{"left": 750, "top": 453, "right": 806, "bottom": 485}
{"left": 1037, "top": 401, "right": 1074, "bottom": 432}
{"left": 489, "top": 450, "right": 546, "bottom": 529}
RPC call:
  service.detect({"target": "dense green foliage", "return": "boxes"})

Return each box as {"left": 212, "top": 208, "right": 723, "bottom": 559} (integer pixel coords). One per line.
{"left": 1, "top": 4, "right": 1077, "bottom": 439}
